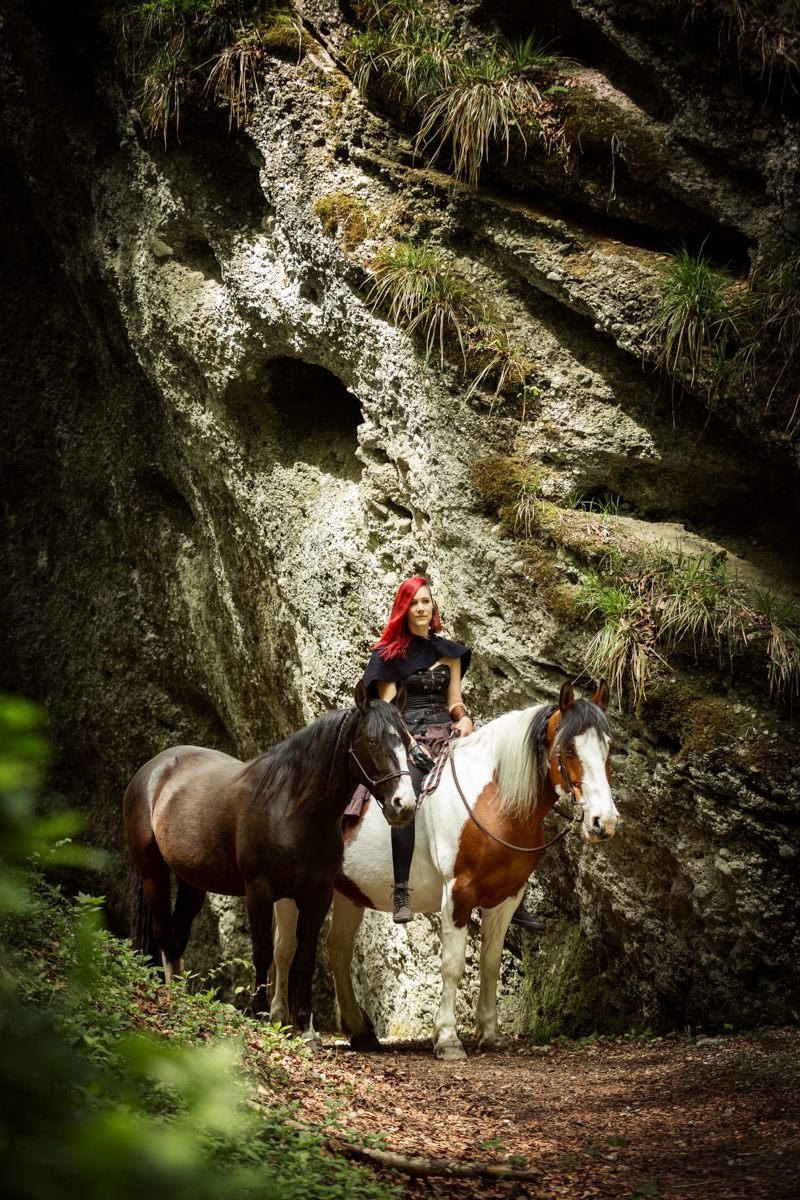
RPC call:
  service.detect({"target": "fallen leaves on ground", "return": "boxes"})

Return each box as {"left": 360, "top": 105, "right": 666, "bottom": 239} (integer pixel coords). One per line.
{"left": 242, "top": 1025, "right": 800, "bottom": 1199}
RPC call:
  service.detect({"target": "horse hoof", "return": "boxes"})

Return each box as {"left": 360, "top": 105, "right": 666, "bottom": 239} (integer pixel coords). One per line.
{"left": 350, "top": 1031, "right": 382, "bottom": 1052}
{"left": 479, "top": 1033, "right": 511, "bottom": 1053}
{"left": 302, "top": 1033, "right": 324, "bottom": 1054}
{"left": 434, "top": 1038, "right": 467, "bottom": 1061}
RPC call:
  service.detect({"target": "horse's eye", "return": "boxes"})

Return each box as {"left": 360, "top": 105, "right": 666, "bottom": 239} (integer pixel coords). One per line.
{"left": 564, "top": 744, "right": 576, "bottom": 757}
{"left": 367, "top": 737, "right": 379, "bottom": 749}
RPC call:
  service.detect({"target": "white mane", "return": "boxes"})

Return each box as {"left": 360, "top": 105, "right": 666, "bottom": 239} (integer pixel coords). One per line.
{"left": 449, "top": 704, "right": 548, "bottom": 820}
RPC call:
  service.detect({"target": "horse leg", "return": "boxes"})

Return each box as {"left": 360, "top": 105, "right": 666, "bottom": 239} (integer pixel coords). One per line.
{"left": 433, "top": 884, "right": 470, "bottom": 1061}
{"left": 246, "top": 882, "right": 274, "bottom": 1019}
{"left": 171, "top": 878, "right": 206, "bottom": 978}
{"left": 475, "top": 892, "right": 521, "bottom": 1052}
{"left": 327, "top": 891, "right": 380, "bottom": 1051}
{"left": 294, "top": 887, "right": 333, "bottom": 1053}
{"left": 270, "top": 897, "right": 298, "bottom": 1027}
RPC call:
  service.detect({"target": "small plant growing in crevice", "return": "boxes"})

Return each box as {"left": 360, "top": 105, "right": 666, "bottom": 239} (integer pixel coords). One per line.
{"left": 512, "top": 464, "right": 543, "bottom": 537}
{"left": 581, "top": 542, "right": 800, "bottom": 703}
{"left": 463, "top": 321, "right": 537, "bottom": 403}
{"left": 344, "top": 0, "right": 574, "bottom": 185}
{"left": 366, "top": 240, "right": 537, "bottom": 400}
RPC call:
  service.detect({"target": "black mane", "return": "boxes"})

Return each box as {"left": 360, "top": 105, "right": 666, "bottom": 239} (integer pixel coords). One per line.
{"left": 239, "top": 701, "right": 407, "bottom": 807}
{"left": 527, "top": 697, "right": 611, "bottom": 774}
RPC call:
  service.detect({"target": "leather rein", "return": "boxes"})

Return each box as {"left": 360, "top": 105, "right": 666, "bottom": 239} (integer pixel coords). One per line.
{"left": 449, "top": 745, "right": 584, "bottom": 855}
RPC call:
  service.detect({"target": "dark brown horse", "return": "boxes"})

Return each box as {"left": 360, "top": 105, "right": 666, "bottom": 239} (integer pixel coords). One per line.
{"left": 124, "top": 682, "right": 414, "bottom": 1046}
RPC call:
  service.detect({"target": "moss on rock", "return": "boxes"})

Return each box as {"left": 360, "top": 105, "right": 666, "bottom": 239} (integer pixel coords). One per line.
{"left": 523, "top": 919, "right": 639, "bottom": 1041}
{"left": 314, "top": 192, "right": 375, "bottom": 251}
{"left": 637, "top": 678, "right": 732, "bottom": 759}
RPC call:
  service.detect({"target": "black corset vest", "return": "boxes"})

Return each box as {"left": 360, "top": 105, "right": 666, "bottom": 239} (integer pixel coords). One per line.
{"left": 402, "top": 663, "right": 451, "bottom": 734}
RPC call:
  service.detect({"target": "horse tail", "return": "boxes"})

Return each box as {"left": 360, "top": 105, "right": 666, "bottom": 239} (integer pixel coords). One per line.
{"left": 129, "top": 857, "right": 160, "bottom": 965}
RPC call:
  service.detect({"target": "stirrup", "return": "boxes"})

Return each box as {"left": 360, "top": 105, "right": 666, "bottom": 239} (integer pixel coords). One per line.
{"left": 392, "top": 882, "right": 414, "bottom": 924}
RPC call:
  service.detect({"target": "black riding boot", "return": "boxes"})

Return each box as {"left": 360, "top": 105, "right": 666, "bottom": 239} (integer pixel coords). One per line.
{"left": 510, "top": 903, "right": 546, "bottom": 933}
{"left": 391, "top": 820, "right": 415, "bottom": 923}
{"left": 391, "top": 755, "right": 423, "bottom": 923}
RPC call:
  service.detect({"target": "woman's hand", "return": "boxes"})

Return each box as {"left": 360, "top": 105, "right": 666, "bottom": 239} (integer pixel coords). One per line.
{"left": 454, "top": 716, "right": 473, "bottom": 737}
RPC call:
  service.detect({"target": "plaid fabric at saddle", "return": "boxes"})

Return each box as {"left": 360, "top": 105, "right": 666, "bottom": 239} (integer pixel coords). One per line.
{"left": 417, "top": 727, "right": 463, "bottom": 808}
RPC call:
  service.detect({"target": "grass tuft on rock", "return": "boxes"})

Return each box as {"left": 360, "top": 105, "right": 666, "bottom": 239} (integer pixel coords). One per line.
{"left": 366, "top": 242, "right": 538, "bottom": 402}
{"left": 101, "top": 0, "right": 306, "bottom": 142}
{"left": 344, "top": 0, "right": 573, "bottom": 185}
{"left": 582, "top": 542, "right": 800, "bottom": 704}
{"left": 646, "top": 239, "right": 800, "bottom": 434}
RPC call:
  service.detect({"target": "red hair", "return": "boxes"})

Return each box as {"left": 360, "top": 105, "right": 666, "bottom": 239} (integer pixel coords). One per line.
{"left": 372, "top": 576, "right": 442, "bottom": 661}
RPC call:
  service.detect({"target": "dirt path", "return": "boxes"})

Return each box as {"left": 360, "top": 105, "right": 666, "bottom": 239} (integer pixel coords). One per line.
{"left": 290, "top": 1028, "right": 800, "bottom": 1198}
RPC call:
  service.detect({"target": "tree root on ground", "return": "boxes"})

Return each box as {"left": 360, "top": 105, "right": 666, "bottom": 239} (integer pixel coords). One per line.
{"left": 325, "top": 1137, "right": 542, "bottom": 1182}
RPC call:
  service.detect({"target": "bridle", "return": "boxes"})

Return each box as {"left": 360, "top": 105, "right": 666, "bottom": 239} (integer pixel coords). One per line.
{"left": 347, "top": 726, "right": 412, "bottom": 811}
{"left": 449, "top": 723, "right": 585, "bottom": 854}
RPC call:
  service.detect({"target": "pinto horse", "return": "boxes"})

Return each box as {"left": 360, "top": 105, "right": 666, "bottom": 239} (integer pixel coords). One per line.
{"left": 124, "top": 682, "right": 415, "bottom": 1047}
{"left": 272, "top": 679, "right": 617, "bottom": 1059}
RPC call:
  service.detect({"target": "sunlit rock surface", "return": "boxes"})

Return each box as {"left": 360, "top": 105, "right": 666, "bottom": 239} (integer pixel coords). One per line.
{"left": 1, "top": 0, "right": 798, "bottom": 1038}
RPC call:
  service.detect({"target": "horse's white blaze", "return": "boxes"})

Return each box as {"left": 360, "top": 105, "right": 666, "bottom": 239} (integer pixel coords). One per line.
{"left": 575, "top": 728, "right": 618, "bottom": 840}
{"left": 389, "top": 734, "right": 417, "bottom": 812}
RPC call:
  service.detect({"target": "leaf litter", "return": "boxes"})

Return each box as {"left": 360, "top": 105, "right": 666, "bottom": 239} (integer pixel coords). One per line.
{"left": 241, "top": 1024, "right": 800, "bottom": 1199}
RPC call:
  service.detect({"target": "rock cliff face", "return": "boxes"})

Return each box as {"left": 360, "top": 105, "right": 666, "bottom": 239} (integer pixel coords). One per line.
{"left": 1, "top": 0, "right": 798, "bottom": 1038}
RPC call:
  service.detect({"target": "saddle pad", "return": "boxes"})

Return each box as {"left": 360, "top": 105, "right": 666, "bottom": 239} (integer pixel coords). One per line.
{"left": 418, "top": 727, "right": 462, "bottom": 806}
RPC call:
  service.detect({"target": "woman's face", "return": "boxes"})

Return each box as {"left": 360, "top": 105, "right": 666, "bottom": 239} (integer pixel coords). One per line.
{"left": 406, "top": 585, "right": 433, "bottom": 637}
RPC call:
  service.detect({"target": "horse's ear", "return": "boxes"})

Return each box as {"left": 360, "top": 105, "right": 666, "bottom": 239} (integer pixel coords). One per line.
{"left": 354, "top": 681, "right": 370, "bottom": 714}
{"left": 592, "top": 679, "right": 610, "bottom": 712}
{"left": 392, "top": 681, "right": 407, "bottom": 712}
{"left": 558, "top": 680, "right": 575, "bottom": 714}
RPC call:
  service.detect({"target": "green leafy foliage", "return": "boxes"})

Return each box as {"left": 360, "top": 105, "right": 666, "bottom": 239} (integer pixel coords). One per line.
{"left": 344, "top": 0, "right": 573, "bottom": 184}
{"left": 0, "top": 697, "right": 400, "bottom": 1200}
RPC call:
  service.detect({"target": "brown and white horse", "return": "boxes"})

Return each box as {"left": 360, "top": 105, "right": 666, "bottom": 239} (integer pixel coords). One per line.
{"left": 273, "top": 679, "right": 617, "bottom": 1059}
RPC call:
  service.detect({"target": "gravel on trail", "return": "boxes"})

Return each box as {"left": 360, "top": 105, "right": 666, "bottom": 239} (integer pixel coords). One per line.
{"left": 283, "top": 1028, "right": 800, "bottom": 1199}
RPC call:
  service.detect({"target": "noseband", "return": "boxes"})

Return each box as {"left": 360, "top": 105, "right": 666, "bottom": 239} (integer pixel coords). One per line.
{"left": 348, "top": 736, "right": 411, "bottom": 810}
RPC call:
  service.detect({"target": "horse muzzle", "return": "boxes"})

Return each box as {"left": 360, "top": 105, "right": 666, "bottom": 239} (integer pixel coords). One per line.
{"left": 380, "top": 790, "right": 416, "bottom": 826}
{"left": 582, "top": 813, "right": 619, "bottom": 842}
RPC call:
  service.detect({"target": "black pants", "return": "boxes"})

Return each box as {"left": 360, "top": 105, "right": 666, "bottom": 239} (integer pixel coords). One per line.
{"left": 391, "top": 757, "right": 425, "bottom": 884}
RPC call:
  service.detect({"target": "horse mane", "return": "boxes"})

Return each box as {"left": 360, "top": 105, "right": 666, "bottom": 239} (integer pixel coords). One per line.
{"left": 238, "top": 702, "right": 407, "bottom": 809}
{"left": 450, "top": 698, "right": 610, "bottom": 821}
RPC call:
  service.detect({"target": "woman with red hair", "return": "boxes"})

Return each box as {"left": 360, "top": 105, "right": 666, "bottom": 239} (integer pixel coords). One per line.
{"left": 350, "top": 576, "right": 546, "bottom": 933}
{"left": 357, "top": 577, "right": 473, "bottom": 923}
